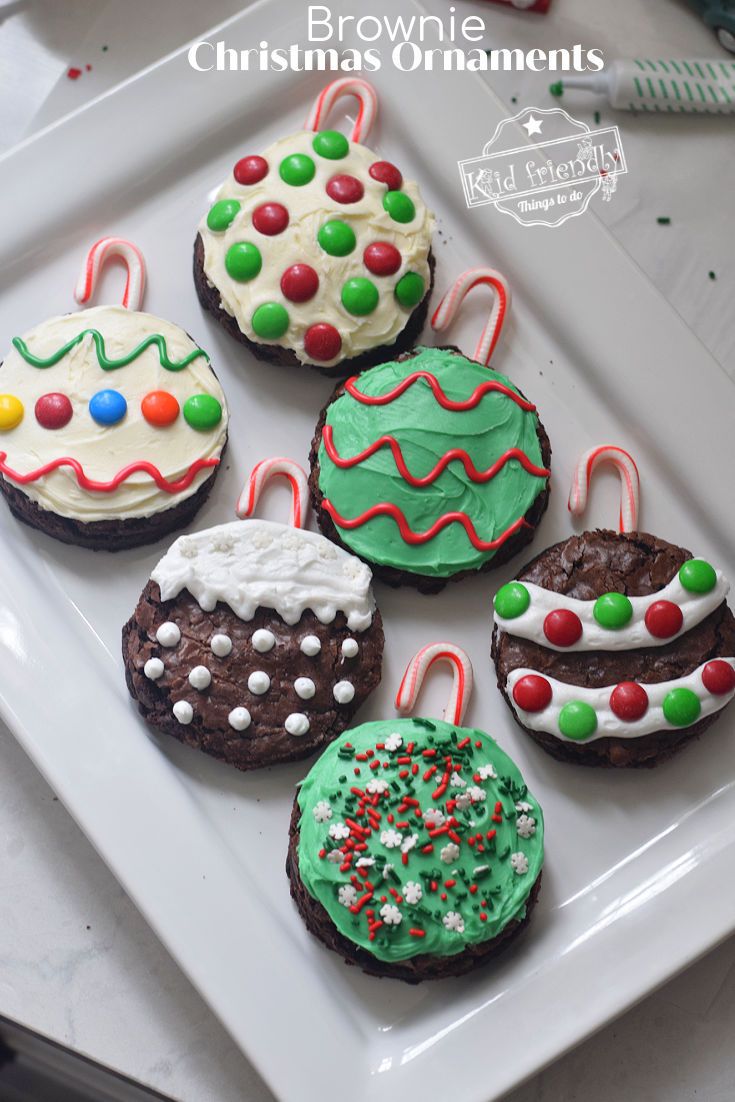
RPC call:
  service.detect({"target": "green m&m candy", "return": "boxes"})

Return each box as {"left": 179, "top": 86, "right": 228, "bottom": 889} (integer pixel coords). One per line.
{"left": 251, "top": 302, "right": 289, "bottom": 340}
{"left": 494, "top": 582, "right": 530, "bottom": 620}
{"left": 312, "top": 130, "right": 349, "bottom": 160}
{"left": 678, "top": 559, "right": 717, "bottom": 594}
{"left": 593, "top": 592, "right": 633, "bottom": 630}
{"left": 207, "top": 199, "right": 241, "bottom": 232}
{"left": 394, "top": 272, "right": 425, "bottom": 308}
{"left": 341, "top": 278, "right": 379, "bottom": 316}
{"left": 183, "top": 394, "right": 222, "bottom": 430}
{"left": 558, "top": 700, "right": 598, "bottom": 741}
{"left": 662, "top": 687, "right": 701, "bottom": 727}
{"left": 383, "top": 190, "right": 415, "bottom": 223}
{"left": 225, "top": 242, "right": 262, "bottom": 282}
{"left": 317, "top": 220, "right": 356, "bottom": 257}
{"left": 279, "top": 153, "right": 316, "bottom": 186}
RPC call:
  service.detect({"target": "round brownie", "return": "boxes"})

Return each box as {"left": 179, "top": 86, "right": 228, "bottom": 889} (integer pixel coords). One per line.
{"left": 286, "top": 717, "right": 544, "bottom": 982}
{"left": 492, "top": 529, "right": 735, "bottom": 767}
{"left": 309, "top": 346, "right": 552, "bottom": 593}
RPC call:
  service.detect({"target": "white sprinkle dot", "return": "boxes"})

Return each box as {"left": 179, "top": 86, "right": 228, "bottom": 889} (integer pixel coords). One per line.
{"left": 333, "top": 680, "right": 355, "bottom": 704}
{"left": 156, "top": 622, "right": 180, "bottom": 648}
{"left": 285, "top": 712, "right": 310, "bottom": 736}
{"left": 173, "top": 700, "right": 193, "bottom": 725}
{"left": 341, "top": 638, "right": 359, "bottom": 658}
{"left": 211, "top": 633, "right": 232, "bottom": 657}
{"left": 300, "top": 635, "right": 321, "bottom": 656}
{"left": 248, "top": 670, "right": 271, "bottom": 695}
{"left": 228, "top": 707, "right": 251, "bottom": 731}
{"left": 294, "top": 677, "right": 316, "bottom": 700}
{"left": 144, "top": 657, "right": 164, "bottom": 680}
{"left": 188, "top": 665, "right": 212, "bottom": 691}
{"left": 252, "top": 629, "right": 276, "bottom": 653}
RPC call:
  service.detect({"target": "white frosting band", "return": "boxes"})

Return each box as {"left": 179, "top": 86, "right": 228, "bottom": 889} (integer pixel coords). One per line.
{"left": 0, "top": 306, "right": 228, "bottom": 521}
{"left": 199, "top": 130, "right": 434, "bottom": 367}
{"left": 151, "top": 519, "right": 375, "bottom": 631}
{"left": 507, "top": 660, "right": 735, "bottom": 742}
{"left": 494, "top": 569, "right": 730, "bottom": 651}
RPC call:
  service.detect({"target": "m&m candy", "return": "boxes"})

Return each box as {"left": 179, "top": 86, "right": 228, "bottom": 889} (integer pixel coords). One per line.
{"left": 142, "top": 391, "right": 180, "bottom": 427}
{"left": 89, "top": 389, "right": 127, "bottom": 426}
{"left": 0, "top": 394, "right": 24, "bottom": 431}
{"left": 35, "top": 393, "right": 73, "bottom": 430}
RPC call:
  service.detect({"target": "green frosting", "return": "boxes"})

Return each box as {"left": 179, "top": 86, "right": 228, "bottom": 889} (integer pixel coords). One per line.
{"left": 317, "top": 347, "right": 548, "bottom": 578}
{"left": 296, "top": 718, "right": 544, "bottom": 963}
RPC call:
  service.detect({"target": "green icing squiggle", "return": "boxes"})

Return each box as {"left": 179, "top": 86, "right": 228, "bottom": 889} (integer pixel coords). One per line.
{"left": 317, "top": 347, "right": 549, "bottom": 578}
{"left": 12, "top": 330, "right": 209, "bottom": 372}
{"left": 296, "top": 718, "right": 544, "bottom": 962}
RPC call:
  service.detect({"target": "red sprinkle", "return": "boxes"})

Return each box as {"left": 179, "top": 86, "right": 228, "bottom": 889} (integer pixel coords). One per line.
{"left": 410, "top": 928, "right": 426, "bottom": 937}
{"left": 67, "top": 67, "right": 82, "bottom": 80}
{"left": 480, "top": 913, "right": 487, "bottom": 922}
{"left": 457, "top": 736, "right": 471, "bottom": 748}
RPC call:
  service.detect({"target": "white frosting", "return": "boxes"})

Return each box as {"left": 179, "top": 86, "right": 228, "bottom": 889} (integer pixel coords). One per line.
{"left": 248, "top": 671, "right": 271, "bottom": 695}
{"left": 0, "top": 306, "right": 228, "bottom": 521}
{"left": 144, "top": 657, "right": 164, "bottom": 680}
{"left": 156, "top": 622, "right": 181, "bottom": 647}
{"left": 333, "top": 680, "right": 355, "bottom": 704}
{"left": 294, "top": 677, "right": 316, "bottom": 700}
{"left": 507, "top": 660, "right": 735, "bottom": 741}
{"left": 173, "top": 700, "right": 193, "bottom": 725}
{"left": 188, "top": 665, "right": 211, "bottom": 691}
{"left": 285, "top": 713, "right": 310, "bottom": 736}
{"left": 151, "top": 519, "right": 375, "bottom": 631}
{"left": 301, "top": 635, "right": 322, "bottom": 655}
{"left": 211, "top": 633, "right": 232, "bottom": 657}
{"left": 252, "top": 628, "right": 276, "bottom": 653}
{"left": 228, "top": 707, "right": 251, "bottom": 731}
{"left": 342, "top": 638, "right": 359, "bottom": 658}
{"left": 199, "top": 131, "right": 434, "bottom": 367}
{"left": 494, "top": 568, "right": 730, "bottom": 651}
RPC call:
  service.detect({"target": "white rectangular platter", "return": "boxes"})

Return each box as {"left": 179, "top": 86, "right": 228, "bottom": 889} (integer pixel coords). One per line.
{"left": 1, "top": 2, "right": 734, "bottom": 1100}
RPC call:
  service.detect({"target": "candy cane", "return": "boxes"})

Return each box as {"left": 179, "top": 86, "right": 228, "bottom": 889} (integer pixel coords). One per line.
{"left": 431, "top": 267, "right": 511, "bottom": 366}
{"left": 304, "top": 78, "right": 378, "bottom": 145}
{"left": 236, "top": 457, "right": 309, "bottom": 529}
{"left": 74, "top": 237, "right": 146, "bottom": 312}
{"left": 568, "top": 445, "right": 640, "bottom": 534}
{"left": 395, "top": 643, "right": 474, "bottom": 727}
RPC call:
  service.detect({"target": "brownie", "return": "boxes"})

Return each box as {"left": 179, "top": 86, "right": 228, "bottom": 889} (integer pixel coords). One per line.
{"left": 492, "top": 529, "right": 735, "bottom": 767}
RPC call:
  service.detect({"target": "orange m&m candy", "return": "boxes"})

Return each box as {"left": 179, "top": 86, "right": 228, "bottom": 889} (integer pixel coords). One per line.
{"left": 141, "top": 390, "right": 180, "bottom": 427}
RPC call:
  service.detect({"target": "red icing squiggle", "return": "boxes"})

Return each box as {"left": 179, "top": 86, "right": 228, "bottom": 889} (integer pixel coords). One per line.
{"left": 343, "top": 372, "right": 537, "bottom": 412}
{"left": 322, "top": 426, "right": 550, "bottom": 488}
{"left": 0, "top": 452, "right": 219, "bottom": 494}
{"left": 323, "top": 498, "right": 531, "bottom": 551}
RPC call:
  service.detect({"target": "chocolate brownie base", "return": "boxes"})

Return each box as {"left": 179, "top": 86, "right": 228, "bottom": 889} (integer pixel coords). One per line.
{"left": 193, "top": 233, "right": 435, "bottom": 378}
{"left": 308, "top": 346, "right": 552, "bottom": 594}
{"left": 286, "top": 799, "right": 541, "bottom": 982}
{"left": 492, "top": 529, "right": 735, "bottom": 768}
{"left": 0, "top": 456, "right": 222, "bottom": 553}
{"left": 123, "top": 581, "right": 383, "bottom": 771}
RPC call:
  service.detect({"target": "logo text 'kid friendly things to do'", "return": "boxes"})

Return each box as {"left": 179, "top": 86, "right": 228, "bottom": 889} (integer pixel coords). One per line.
{"left": 459, "top": 106, "right": 627, "bottom": 228}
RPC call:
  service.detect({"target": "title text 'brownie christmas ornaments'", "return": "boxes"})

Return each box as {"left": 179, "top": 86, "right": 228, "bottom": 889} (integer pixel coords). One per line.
{"left": 0, "top": 238, "right": 228, "bottom": 550}
{"left": 310, "top": 267, "right": 551, "bottom": 591}
{"left": 194, "top": 78, "right": 435, "bottom": 373}
{"left": 123, "top": 458, "right": 383, "bottom": 771}
{"left": 492, "top": 446, "right": 735, "bottom": 767}
{"left": 287, "top": 642, "right": 544, "bottom": 981}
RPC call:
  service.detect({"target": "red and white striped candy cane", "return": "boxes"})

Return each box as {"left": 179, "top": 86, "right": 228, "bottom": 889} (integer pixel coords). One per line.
{"left": 304, "top": 78, "right": 378, "bottom": 145}
{"left": 568, "top": 445, "right": 640, "bottom": 534}
{"left": 395, "top": 642, "right": 474, "bottom": 727}
{"left": 236, "top": 457, "right": 309, "bottom": 530}
{"left": 431, "top": 267, "right": 511, "bottom": 366}
{"left": 74, "top": 237, "right": 146, "bottom": 312}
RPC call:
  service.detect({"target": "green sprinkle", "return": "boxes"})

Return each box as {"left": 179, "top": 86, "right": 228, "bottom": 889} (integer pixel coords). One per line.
{"left": 594, "top": 110, "right": 601, "bottom": 124}
{"left": 657, "top": 216, "right": 671, "bottom": 225}
{"left": 550, "top": 81, "right": 564, "bottom": 98}
{"left": 709, "top": 271, "right": 717, "bottom": 281}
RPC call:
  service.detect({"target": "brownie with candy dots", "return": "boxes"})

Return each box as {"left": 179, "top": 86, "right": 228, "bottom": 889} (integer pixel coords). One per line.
{"left": 194, "top": 78, "right": 435, "bottom": 375}
{"left": 492, "top": 447, "right": 735, "bottom": 767}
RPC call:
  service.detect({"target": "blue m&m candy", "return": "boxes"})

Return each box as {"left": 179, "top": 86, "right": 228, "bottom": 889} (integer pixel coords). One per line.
{"left": 89, "top": 389, "right": 127, "bottom": 426}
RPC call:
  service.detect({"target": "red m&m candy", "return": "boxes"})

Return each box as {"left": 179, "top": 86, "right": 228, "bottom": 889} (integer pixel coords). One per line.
{"left": 512, "top": 674, "right": 552, "bottom": 713}
{"left": 304, "top": 323, "right": 342, "bottom": 362}
{"left": 644, "top": 600, "right": 683, "bottom": 639}
{"left": 280, "top": 264, "right": 319, "bottom": 303}
{"left": 252, "top": 202, "right": 289, "bottom": 236}
{"left": 233, "top": 155, "right": 268, "bottom": 185}
{"left": 363, "top": 242, "right": 401, "bottom": 276}
{"left": 35, "top": 393, "right": 73, "bottom": 430}
{"left": 702, "top": 660, "right": 735, "bottom": 695}
{"left": 543, "top": 609, "right": 583, "bottom": 647}
{"left": 326, "top": 174, "right": 364, "bottom": 204}
{"left": 610, "top": 681, "right": 649, "bottom": 721}
{"left": 142, "top": 391, "right": 180, "bottom": 427}
{"left": 369, "top": 161, "right": 403, "bottom": 190}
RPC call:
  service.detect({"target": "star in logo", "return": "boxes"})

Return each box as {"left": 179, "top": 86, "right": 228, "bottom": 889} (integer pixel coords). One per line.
{"left": 523, "top": 115, "right": 543, "bottom": 137}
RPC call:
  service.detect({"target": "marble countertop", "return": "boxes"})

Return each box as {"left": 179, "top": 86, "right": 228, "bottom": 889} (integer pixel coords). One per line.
{"left": 1, "top": 1, "right": 734, "bottom": 1099}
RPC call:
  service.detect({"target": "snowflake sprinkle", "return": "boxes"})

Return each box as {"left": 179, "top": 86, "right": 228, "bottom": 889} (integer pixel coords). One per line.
{"left": 384, "top": 733, "right": 403, "bottom": 752}
{"left": 440, "top": 843, "right": 460, "bottom": 864}
{"left": 516, "top": 814, "right": 536, "bottom": 838}
{"left": 449, "top": 772, "right": 467, "bottom": 788}
{"left": 510, "top": 851, "right": 529, "bottom": 875}
{"left": 366, "top": 778, "right": 389, "bottom": 795}
{"left": 312, "top": 800, "right": 332, "bottom": 823}
{"left": 326, "top": 850, "right": 343, "bottom": 864}
{"left": 338, "top": 885, "right": 357, "bottom": 907}
{"left": 403, "top": 881, "right": 423, "bottom": 904}
{"left": 422, "top": 808, "right": 445, "bottom": 828}
{"left": 477, "top": 764, "right": 497, "bottom": 780}
{"left": 329, "top": 822, "right": 350, "bottom": 841}
{"left": 443, "top": 911, "right": 465, "bottom": 933}
{"left": 380, "top": 829, "right": 403, "bottom": 849}
{"left": 380, "top": 903, "right": 402, "bottom": 926}
{"left": 515, "top": 801, "right": 533, "bottom": 813}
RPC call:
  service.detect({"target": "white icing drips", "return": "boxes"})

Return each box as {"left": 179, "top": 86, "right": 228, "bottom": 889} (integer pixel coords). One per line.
{"left": 151, "top": 519, "right": 375, "bottom": 631}
{"left": 507, "top": 659, "right": 735, "bottom": 741}
{"left": 494, "top": 569, "right": 729, "bottom": 651}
